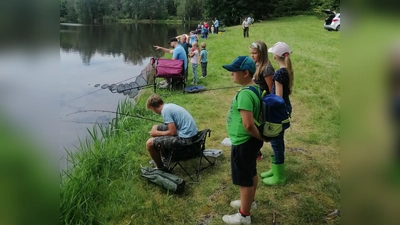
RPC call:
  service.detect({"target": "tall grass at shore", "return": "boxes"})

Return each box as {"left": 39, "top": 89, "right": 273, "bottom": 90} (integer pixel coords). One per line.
{"left": 60, "top": 15, "right": 340, "bottom": 225}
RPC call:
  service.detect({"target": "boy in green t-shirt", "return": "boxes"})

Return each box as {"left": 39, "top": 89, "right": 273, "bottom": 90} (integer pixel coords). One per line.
{"left": 221, "top": 56, "right": 265, "bottom": 225}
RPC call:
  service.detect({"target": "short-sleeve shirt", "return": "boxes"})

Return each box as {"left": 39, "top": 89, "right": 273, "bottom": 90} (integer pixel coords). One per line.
{"left": 173, "top": 44, "right": 188, "bottom": 70}
{"left": 226, "top": 86, "right": 261, "bottom": 145}
{"left": 272, "top": 68, "right": 292, "bottom": 113}
{"left": 161, "top": 103, "right": 198, "bottom": 138}
{"left": 179, "top": 41, "right": 192, "bottom": 58}
{"left": 253, "top": 63, "right": 275, "bottom": 94}
{"left": 191, "top": 49, "right": 199, "bottom": 64}
{"left": 200, "top": 49, "right": 207, "bottom": 63}
{"left": 242, "top": 20, "right": 249, "bottom": 28}
{"left": 189, "top": 34, "right": 196, "bottom": 44}
{"left": 214, "top": 20, "right": 219, "bottom": 27}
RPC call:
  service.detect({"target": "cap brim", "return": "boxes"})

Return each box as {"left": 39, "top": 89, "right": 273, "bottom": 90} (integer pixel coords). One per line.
{"left": 268, "top": 47, "right": 274, "bottom": 53}
{"left": 222, "top": 64, "right": 240, "bottom": 72}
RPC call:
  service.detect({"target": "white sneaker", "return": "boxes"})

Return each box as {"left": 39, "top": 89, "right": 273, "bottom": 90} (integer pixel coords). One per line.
{"left": 230, "top": 200, "right": 257, "bottom": 210}
{"left": 159, "top": 83, "right": 170, "bottom": 89}
{"left": 222, "top": 212, "right": 251, "bottom": 225}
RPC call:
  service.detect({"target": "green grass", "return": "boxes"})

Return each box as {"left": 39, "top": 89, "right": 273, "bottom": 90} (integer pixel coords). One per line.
{"left": 60, "top": 15, "right": 340, "bottom": 225}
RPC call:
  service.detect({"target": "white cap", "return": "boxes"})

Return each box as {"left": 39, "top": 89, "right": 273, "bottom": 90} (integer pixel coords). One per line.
{"left": 268, "top": 42, "right": 291, "bottom": 57}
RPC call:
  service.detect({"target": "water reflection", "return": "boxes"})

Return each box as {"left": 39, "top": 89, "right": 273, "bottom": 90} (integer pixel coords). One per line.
{"left": 60, "top": 23, "right": 196, "bottom": 65}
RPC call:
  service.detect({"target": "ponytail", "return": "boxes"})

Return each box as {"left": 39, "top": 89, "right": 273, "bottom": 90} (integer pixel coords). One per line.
{"left": 284, "top": 57, "right": 294, "bottom": 95}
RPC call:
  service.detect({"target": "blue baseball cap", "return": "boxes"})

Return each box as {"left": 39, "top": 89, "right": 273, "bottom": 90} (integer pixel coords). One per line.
{"left": 222, "top": 56, "right": 256, "bottom": 75}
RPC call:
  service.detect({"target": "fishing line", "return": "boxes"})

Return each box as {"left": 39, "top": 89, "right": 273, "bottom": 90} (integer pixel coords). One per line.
{"left": 60, "top": 120, "right": 109, "bottom": 125}
{"left": 61, "top": 110, "right": 163, "bottom": 123}
{"left": 60, "top": 68, "right": 153, "bottom": 106}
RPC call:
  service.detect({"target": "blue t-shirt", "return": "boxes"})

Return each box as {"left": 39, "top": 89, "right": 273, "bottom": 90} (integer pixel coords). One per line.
{"left": 161, "top": 103, "right": 198, "bottom": 138}
{"left": 214, "top": 20, "right": 219, "bottom": 27}
{"left": 200, "top": 49, "right": 207, "bottom": 63}
{"left": 173, "top": 44, "right": 188, "bottom": 70}
{"left": 189, "top": 34, "right": 196, "bottom": 44}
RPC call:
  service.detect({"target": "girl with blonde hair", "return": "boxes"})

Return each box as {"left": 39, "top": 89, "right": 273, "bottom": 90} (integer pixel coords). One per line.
{"left": 249, "top": 40, "right": 275, "bottom": 160}
{"left": 261, "top": 41, "right": 294, "bottom": 185}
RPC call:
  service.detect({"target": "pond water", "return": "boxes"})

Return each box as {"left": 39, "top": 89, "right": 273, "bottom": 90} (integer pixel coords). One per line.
{"left": 60, "top": 23, "right": 197, "bottom": 170}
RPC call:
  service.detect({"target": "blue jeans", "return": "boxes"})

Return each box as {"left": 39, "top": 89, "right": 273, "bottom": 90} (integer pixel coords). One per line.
{"left": 192, "top": 63, "right": 198, "bottom": 83}
{"left": 270, "top": 132, "right": 285, "bottom": 164}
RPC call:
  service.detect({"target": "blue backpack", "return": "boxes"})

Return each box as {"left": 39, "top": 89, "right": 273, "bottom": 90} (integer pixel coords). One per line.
{"left": 239, "top": 86, "right": 290, "bottom": 140}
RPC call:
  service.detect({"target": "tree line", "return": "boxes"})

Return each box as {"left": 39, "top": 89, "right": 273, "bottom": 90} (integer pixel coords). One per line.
{"left": 60, "top": 0, "right": 340, "bottom": 26}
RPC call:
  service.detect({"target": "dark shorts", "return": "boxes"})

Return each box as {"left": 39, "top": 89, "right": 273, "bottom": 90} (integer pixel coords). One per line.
{"left": 231, "top": 137, "right": 263, "bottom": 187}
{"left": 153, "top": 124, "right": 196, "bottom": 154}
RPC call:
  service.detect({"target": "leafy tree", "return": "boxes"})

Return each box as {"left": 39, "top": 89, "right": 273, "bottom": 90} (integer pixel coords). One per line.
{"left": 60, "top": 0, "right": 340, "bottom": 24}
{"left": 60, "top": 0, "right": 68, "bottom": 18}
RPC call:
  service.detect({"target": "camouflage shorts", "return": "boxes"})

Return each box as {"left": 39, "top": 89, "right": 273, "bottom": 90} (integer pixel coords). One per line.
{"left": 153, "top": 124, "right": 196, "bottom": 154}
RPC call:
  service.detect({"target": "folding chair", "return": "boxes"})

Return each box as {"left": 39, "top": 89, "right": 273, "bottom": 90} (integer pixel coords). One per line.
{"left": 162, "top": 129, "right": 214, "bottom": 181}
{"left": 150, "top": 57, "right": 186, "bottom": 93}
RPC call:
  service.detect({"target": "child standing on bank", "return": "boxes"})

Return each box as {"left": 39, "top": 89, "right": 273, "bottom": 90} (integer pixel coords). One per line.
{"left": 221, "top": 56, "right": 265, "bottom": 225}
{"left": 189, "top": 42, "right": 199, "bottom": 85}
{"left": 199, "top": 42, "right": 208, "bottom": 78}
{"left": 261, "top": 41, "right": 294, "bottom": 185}
{"left": 249, "top": 40, "right": 275, "bottom": 160}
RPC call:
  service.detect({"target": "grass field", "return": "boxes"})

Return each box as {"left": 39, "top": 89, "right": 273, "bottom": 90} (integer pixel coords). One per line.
{"left": 60, "top": 15, "right": 340, "bottom": 225}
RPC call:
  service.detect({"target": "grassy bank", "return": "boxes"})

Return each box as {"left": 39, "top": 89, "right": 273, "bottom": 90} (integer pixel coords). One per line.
{"left": 60, "top": 15, "right": 340, "bottom": 225}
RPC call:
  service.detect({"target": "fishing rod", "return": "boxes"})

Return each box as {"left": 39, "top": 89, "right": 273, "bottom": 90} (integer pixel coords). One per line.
{"left": 61, "top": 110, "right": 163, "bottom": 123}
{"left": 60, "top": 120, "right": 109, "bottom": 125}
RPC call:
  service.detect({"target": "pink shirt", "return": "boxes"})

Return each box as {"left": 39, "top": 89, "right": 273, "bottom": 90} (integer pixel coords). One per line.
{"left": 191, "top": 49, "right": 199, "bottom": 64}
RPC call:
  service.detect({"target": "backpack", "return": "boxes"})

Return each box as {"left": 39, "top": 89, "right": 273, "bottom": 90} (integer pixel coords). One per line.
{"left": 237, "top": 86, "right": 290, "bottom": 140}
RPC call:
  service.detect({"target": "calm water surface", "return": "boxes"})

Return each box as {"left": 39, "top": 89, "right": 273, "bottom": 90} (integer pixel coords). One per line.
{"left": 60, "top": 23, "right": 196, "bottom": 170}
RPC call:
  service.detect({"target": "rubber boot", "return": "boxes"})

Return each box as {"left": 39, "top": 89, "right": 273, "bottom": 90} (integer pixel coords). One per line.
{"left": 262, "top": 163, "right": 286, "bottom": 185}
{"left": 260, "top": 155, "right": 275, "bottom": 178}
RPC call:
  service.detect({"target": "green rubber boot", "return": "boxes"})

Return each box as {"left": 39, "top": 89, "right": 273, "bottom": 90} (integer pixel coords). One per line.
{"left": 260, "top": 155, "right": 275, "bottom": 178}
{"left": 262, "top": 163, "right": 286, "bottom": 185}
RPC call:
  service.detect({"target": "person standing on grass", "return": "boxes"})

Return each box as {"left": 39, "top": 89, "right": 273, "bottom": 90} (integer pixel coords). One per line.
{"left": 203, "top": 22, "right": 209, "bottom": 40}
{"left": 213, "top": 18, "right": 219, "bottom": 34}
{"left": 199, "top": 42, "right": 208, "bottom": 78}
{"left": 261, "top": 42, "right": 294, "bottom": 185}
{"left": 189, "top": 31, "right": 198, "bottom": 45}
{"left": 176, "top": 34, "right": 192, "bottom": 58}
{"left": 222, "top": 56, "right": 265, "bottom": 225}
{"left": 145, "top": 94, "right": 198, "bottom": 172}
{"left": 249, "top": 40, "right": 275, "bottom": 160}
{"left": 242, "top": 17, "right": 249, "bottom": 38}
{"left": 176, "top": 34, "right": 192, "bottom": 81}
{"left": 189, "top": 42, "right": 199, "bottom": 85}
{"left": 247, "top": 16, "right": 252, "bottom": 26}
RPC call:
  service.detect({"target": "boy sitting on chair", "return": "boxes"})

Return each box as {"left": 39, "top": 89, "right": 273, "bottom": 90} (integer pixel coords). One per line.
{"left": 145, "top": 94, "right": 198, "bottom": 171}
